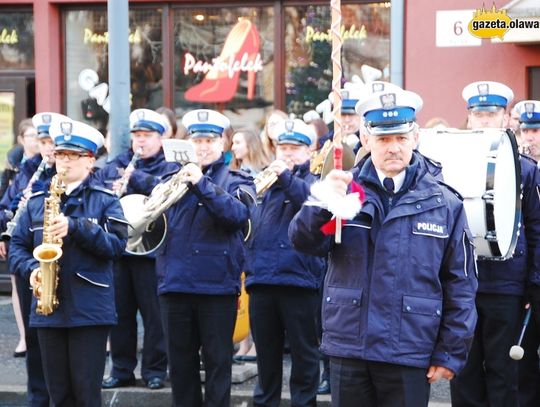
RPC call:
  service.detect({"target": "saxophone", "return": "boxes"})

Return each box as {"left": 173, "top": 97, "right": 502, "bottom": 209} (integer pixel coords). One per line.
{"left": 32, "top": 172, "right": 65, "bottom": 316}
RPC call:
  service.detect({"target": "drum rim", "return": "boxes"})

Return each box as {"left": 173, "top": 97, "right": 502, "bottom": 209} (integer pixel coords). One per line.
{"left": 479, "top": 129, "right": 522, "bottom": 261}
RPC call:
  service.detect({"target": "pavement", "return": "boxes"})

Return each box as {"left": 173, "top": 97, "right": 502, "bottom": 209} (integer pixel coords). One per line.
{"left": 0, "top": 295, "right": 451, "bottom": 406}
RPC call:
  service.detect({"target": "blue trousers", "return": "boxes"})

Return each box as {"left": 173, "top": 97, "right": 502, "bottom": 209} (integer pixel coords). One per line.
{"left": 109, "top": 256, "right": 167, "bottom": 381}
{"left": 249, "top": 285, "right": 320, "bottom": 407}
{"left": 330, "top": 358, "right": 430, "bottom": 407}
{"left": 450, "top": 293, "right": 522, "bottom": 407}
{"left": 15, "top": 272, "right": 49, "bottom": 407}
{"left": 160, "top": 293, "right": 237, "bottom": 407}
{"left": 37, "top": 326, "right": 109, "bottom": 407}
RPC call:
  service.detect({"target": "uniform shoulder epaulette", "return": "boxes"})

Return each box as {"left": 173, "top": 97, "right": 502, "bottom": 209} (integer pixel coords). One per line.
{"left": 424, "top": 155, "right": 443, "bottom": 169}
{"left": 436, "top": 180, "right": 463, "bottom": 200}
{"left": 90, "top": 185, "right": 116, "bottom": 196}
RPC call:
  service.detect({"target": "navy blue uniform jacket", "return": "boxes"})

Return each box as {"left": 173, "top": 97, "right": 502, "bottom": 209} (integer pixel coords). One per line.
{"left": 155, "top": 155, "right": 255, "bottom": 296}
{"left": 289, "top": 152, "right": 478, "bottom": 374}
{"left": 245, "top": 161, "right": 325, "bottom": 290}
{"left": 9, "top": 179, "right": 128, "bottom": 328}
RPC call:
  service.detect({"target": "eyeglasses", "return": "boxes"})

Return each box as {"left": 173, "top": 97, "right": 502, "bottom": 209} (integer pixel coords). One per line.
{"left": 54, "top": 152, "right": 91, "bottom": 161}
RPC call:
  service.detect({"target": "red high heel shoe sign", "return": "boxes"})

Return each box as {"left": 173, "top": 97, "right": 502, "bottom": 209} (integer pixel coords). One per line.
{"left": 184, "top": 20, "right": 262, "bottom": 103}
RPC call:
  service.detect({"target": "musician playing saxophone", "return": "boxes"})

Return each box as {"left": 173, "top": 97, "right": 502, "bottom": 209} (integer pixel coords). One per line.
{"left": 9, "top": 119, "right": 127, "bottom": 407}
{"left": 0, "top": 112, "right": 68, "bottom": 407}
{"left": 156, "top": 109, "right": 255, "bottom": 407}
{"left": 94, "top": 109, "right": 179, "bottom": 391}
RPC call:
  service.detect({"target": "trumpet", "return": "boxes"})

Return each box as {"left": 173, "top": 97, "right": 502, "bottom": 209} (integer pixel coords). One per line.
{"left": 310, "top": 140, "right": 332, "bottom": 175}
{"left": 254, "top": 168, "right": 279, "bottom": 198}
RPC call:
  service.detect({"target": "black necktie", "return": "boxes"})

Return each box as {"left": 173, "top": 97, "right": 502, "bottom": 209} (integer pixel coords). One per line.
{"left": 383, "top": 177, "right": 395, "bottom": 194}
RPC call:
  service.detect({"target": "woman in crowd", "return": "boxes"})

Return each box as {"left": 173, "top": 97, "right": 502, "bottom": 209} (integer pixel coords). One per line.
{"left": 231, "top": 128, "right": 270, "bottom": 175}
{"left": 261, "top": 109, "right": 288, "bottom": 161}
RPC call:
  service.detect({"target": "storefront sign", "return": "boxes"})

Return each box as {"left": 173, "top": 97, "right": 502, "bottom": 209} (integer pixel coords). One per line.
{"left": 0, "top": 29, "right": 18, "bottom": 45}
{"left": 305, "top": 24, "right": 367, "bottom": 43}
{"left": 83, "top": 28, "right": 142, "bottom": 44}
{"left": 184, "top": 19, "right": 262, "bottom": 103}
{"left": 183, "top": 52, "right": 263, "bottom": 78}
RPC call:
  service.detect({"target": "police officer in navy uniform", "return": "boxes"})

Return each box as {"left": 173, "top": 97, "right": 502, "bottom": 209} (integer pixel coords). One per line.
{"left": 517, "top": 100, "right": 540, "bottom": 163}
{"left": 0, "top": 112, "right": 68, "bottom": 407}
{"left": 289, "top": 88, "right": 478, "bottom": 407}
{"left": 318, "top": 82, "right": 365, "bottom": 154}
{"left": 513, "top": 99, "right": 540, "bottom": 407}
{"left": 156, "top": 109, "right": 255, "bottom": 407}
{"left": 245, "top": 118, "right": 324, "bottom": 406}
{"left": 450, "top": 82, "right": 540, "bottom": 407}
{"left": 95, "top": 108, "right": 179, "bottom": 390}
{"left": 9, "top": 119, "right": 128, "bottom": 407}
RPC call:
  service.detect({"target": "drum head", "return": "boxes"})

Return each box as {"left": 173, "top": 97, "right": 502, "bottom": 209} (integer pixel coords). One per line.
{"left": 418, "top": 128, "right": 521, "bottom": 260}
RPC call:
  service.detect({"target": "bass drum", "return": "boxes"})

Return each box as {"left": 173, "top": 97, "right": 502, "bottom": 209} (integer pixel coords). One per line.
{"left": 418, "top": 128, "right": 521, "bottom": 261}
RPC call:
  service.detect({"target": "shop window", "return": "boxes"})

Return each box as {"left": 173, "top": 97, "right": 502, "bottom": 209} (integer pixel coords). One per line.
{"left": 173, "top": 6, "right": 274, "bottom": 129}
{"left": 0, "top": 10, "right": 34, "bottom": 70}
{"left": 64, "top": 8, "right": 163, "bottom": 130}
{"left": 284, "top": 3, "right": 390, "bottom": 116}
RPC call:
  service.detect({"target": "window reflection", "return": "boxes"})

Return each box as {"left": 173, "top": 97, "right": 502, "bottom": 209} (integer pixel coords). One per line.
{"left": 0, "top": 10, "right": 34, "bottom": 70}
{"left": 284, "top": 3, "right": 390, "bottom": 116}
{"left": 64, "top": 8, "right": 163, "bottom": 130}
{"left": 173, "top": 6, "right": 274, "bottom": 126}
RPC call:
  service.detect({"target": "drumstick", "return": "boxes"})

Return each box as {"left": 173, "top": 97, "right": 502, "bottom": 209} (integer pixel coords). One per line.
{"left": 509, "top": 304, "right": 532, "bottom": 361}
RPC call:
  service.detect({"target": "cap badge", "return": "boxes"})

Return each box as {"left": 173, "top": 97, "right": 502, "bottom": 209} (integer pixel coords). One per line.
{"left": 197, "top": 111, "right": 209, "bottom": 122}
{"left": 380, "top": 93, "right": 396, "bottom": 109}
{"left": 477, "top": 83, "right": 489, "bottom": 96}
{"left": 341, "top": 90, "right": 349, "bottom": 100}
{"left": 42, "top": 114, "right": 52, "bottom": 124}
{"left": 525, "top": 102, "right": 535, "bottom": 119}
{"left": 60, "top": 121, "right": 73, "bottom": 141}
{"left": 285, "top": 120, "right": 295, "bottom": 134}
{"left": 136, "top": 110, "right": 145, "bottom": 120}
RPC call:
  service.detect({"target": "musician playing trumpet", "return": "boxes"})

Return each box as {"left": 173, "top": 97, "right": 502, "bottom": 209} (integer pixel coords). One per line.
{"left": 156, "top": 109, "right": 254, "bottom": 407}
{"left": 9, "top": 119, "right": 127, "bottom": 407}
{"left": 244, "top": 118, "right": 325, "bottom": 406}
{"left": 94, "top": 109, "right": 178, "bottom": 391}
